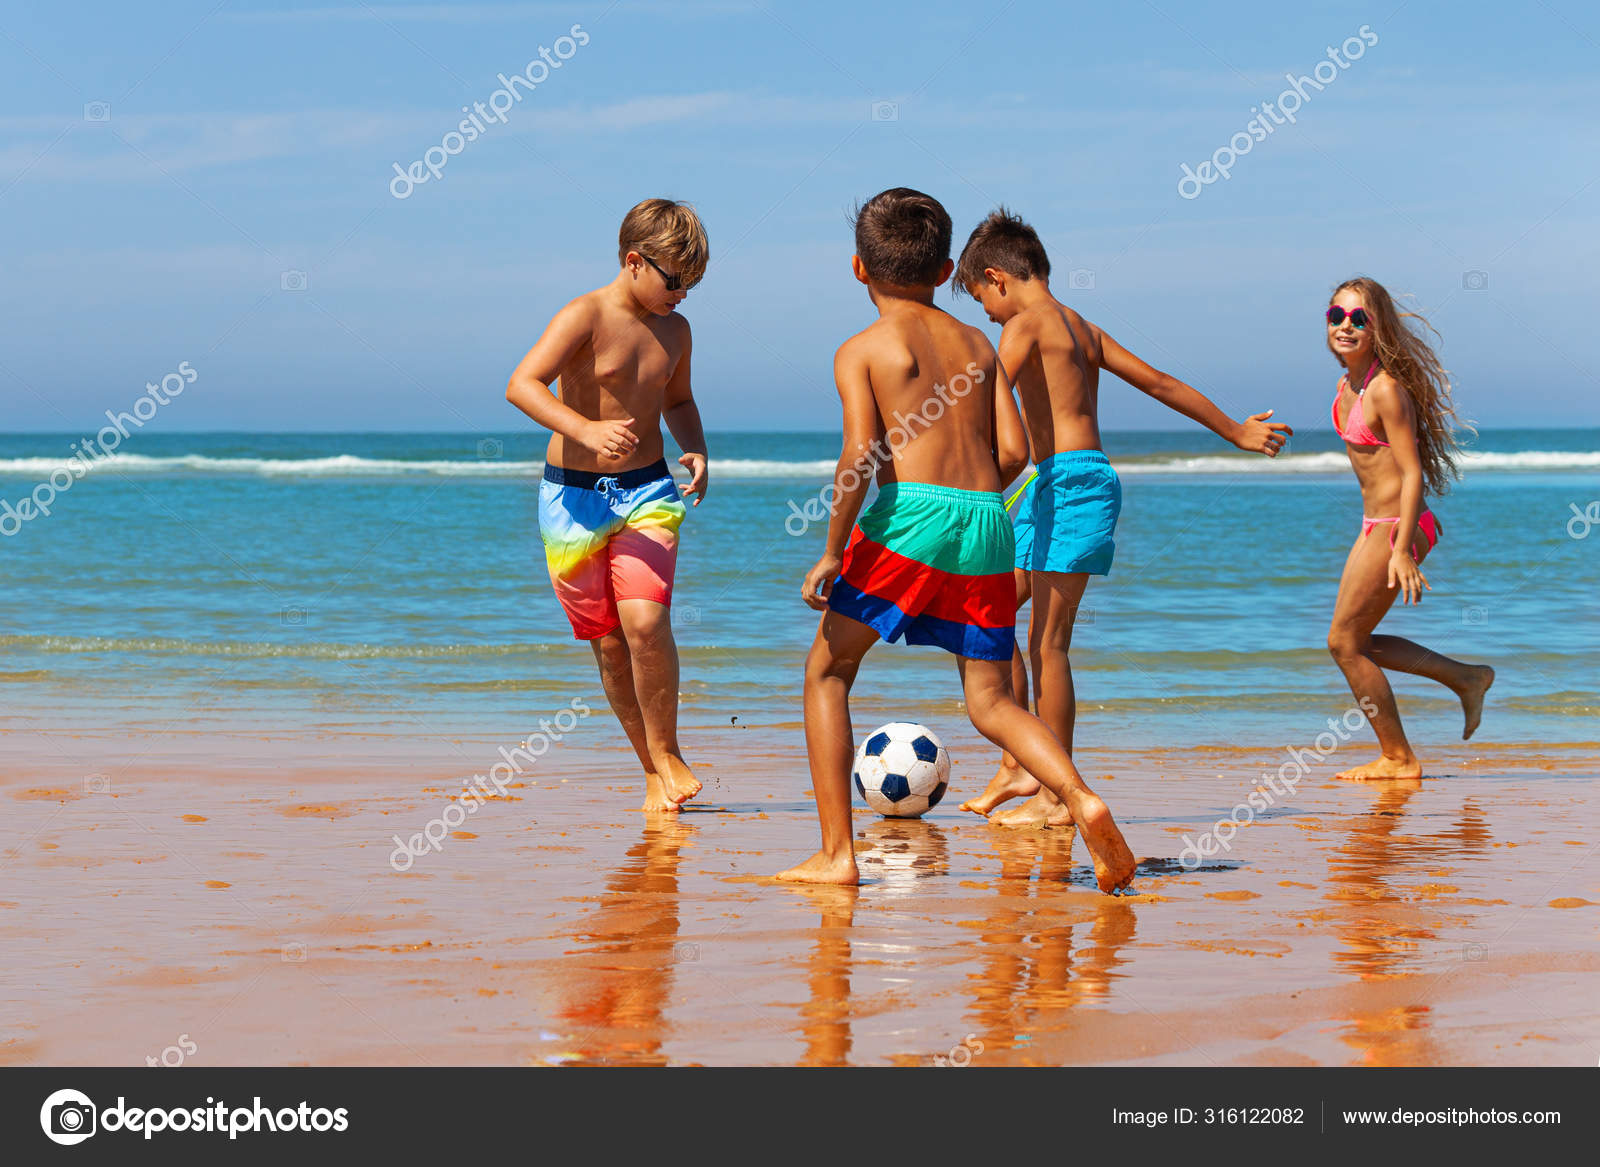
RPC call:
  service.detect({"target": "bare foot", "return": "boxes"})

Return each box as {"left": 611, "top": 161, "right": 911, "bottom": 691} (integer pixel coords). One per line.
{"left": 1062, "top": 790, "right": 1137, "bottom": 894}
{"left": 657, "top": 754, "right": 702, "bottom": 807}
{"left": 1335, "top": 755, "right": 1423, "bottom": 781}
{"left": 1459, "top": 665, "right": 1494, "bottom": 740}
{"left": 959, "top": 763, "right": 1040, "bottom": 817}
{"left": 989, "top": 789, "right": 1074, "bottom": 830}
{"left": 640, "top": 773, "right": 680, "bottom": 813}
{"left": 774, "top": 849, "right": 860, "bottom": 885}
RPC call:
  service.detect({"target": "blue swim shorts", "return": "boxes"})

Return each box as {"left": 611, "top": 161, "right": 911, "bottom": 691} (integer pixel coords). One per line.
{"left": 1029, "top": 450, "right": 1121, "bottom": 575}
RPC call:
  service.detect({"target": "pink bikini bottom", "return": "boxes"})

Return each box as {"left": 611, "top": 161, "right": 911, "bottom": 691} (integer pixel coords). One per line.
{"left": 1360, "top": 510, "right": 1440, "bottom": 561}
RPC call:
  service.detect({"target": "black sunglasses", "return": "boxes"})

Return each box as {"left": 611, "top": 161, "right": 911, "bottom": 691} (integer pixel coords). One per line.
{"left": 641, "top": 254, "right": 685, "bottom": 292}
{"left": 1326, "top": 305, "right": 1369, "bottom": 329}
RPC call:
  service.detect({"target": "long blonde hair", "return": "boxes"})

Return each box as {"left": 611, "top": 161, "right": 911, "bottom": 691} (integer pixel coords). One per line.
{"left": 1330, "top": 276, "right": 1470, "bottom": 496}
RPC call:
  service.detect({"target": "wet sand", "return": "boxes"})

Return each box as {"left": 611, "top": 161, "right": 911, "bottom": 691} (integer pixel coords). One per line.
{"left": 3, "top": 725, "right": 1598, "bottom": 1066}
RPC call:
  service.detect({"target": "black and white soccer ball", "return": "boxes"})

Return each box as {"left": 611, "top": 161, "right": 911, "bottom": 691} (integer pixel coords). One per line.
{"left": 852, "top": 722, "right": 950, "bottom": 818}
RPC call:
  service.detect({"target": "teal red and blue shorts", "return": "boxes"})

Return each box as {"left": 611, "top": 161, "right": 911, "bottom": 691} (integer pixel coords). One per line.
{"left": 827, "top": 482, "right": 1016, "bottom": 661}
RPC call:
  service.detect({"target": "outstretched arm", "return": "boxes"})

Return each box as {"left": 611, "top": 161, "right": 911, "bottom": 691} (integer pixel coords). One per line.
{"left": 662, "top": 324, "right": 708, "bottom": 505}
{"left": 1369, "top": 379, "right": 1429, "bottom": 605}
{"left": 802, "top": 341, "right": 879, "bottom": 610}
{"left": 1098, "top": 328, "right": 1291, "bottom": 456}
{"left": 505, "top": 300, "right": 639, "bottom": 461}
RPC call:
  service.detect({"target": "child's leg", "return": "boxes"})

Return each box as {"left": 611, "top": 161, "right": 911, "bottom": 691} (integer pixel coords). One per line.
{"left": 776, "top": 612, "right": 881, "bottom": 885}
{"left": 615, "top": 597, "right": 701, "bottom": 805}
{"left": 991, "top": 569, "right": 1089, "bottom": 828}
{"left": 1367, "top": 636, "right": 1495, "bottom": 739}
{"left": 956, "top": 654, "right": 1136, "bottom": 893}
{"left": 1326, "top": 532, "right": 1424, "bottom": 779}
{"left": 1361, "top": 528, "right": 1494, "bottom": 739}
{"left": 961, "top": 569, "right": 1043, "bottom": 816}
{"left": 1029, "top": 569, "right": 1090, "bottom": 752}
{"left": 588, "top": 631, "right": 676, "bottom": 812}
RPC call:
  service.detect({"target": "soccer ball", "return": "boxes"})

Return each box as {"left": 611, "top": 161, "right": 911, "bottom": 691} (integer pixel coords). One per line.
{"left": 853, "top": 723, "right": 950, "bottom": 818}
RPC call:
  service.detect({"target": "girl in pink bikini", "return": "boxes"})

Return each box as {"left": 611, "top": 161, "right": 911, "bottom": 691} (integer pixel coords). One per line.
{"left": 1325, "top": 276, "right": 1495, "bottom": 780}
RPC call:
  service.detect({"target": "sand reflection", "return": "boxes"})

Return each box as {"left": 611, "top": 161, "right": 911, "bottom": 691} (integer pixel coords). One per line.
{"left": 966, "top": 828, "right": 1137, "bottom": 1059}
{"left": 1328, "top": 779, "right": 1491, "bottom": 1064}
{"left": 554, "top": 818, "right": 695, "bottom": 1065}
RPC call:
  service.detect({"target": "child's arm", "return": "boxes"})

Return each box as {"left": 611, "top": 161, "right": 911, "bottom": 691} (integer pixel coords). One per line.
{"left": 1369, "top": 378, "right": 1430, "bottom": 605}
{"left": 662, "top": 323, "right": 709, "bottom": 506}
{"left": 990, "top": 347, "right": 1029, "bottom": 488}
{"left": 1097, "top": 329, "right": 1291, "bottom": 456}
{"left": 506, "top": 301, "right": 640, "bottom": 461}
{"left": 802, "top": 340, "right": 879, "bottom": 611}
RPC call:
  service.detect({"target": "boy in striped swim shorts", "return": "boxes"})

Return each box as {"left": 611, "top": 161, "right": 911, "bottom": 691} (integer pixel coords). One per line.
{"left": 774, "top": 188, "right": 1136, "bottom": 894}
{"left": 506, "top": 198, "right": 710, "bottom": 813}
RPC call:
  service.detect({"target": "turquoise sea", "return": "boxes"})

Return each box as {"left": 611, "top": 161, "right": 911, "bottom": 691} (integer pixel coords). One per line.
{"left": 1, "top": 428, "right": 1596, "bottom": 752}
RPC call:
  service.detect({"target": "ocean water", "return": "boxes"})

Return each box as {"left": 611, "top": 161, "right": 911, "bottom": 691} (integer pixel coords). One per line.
{"left": 1, "top": 428, "right": 1595, "bottom": 752}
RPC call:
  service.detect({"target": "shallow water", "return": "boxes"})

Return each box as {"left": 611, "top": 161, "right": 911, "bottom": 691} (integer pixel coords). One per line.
{"left": 1, "top": 428, "right": 1595, "bottom": 749}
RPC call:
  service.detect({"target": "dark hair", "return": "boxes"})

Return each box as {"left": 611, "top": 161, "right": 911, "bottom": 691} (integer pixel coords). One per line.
{"left": 851, "top": 187, "right": 952, "bottom": 286}
{"left": 954, "top": 207, "right": 1050, "bottom": 295}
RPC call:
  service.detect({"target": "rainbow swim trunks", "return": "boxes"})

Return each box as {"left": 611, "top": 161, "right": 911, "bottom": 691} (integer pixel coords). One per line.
{"left": 827, "top": 482, "right": 1016, "bottom": 661}
{"left": 538, "top": 459, "right": 686, "bottom": 640}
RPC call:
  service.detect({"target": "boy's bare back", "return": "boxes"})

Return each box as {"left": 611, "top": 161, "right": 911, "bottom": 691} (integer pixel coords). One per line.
{"left": 843, "top": 304, "right": 1005, "bottom": 494}
{"left": 1001, "top": 300, "right": 1107, "bottom": 460}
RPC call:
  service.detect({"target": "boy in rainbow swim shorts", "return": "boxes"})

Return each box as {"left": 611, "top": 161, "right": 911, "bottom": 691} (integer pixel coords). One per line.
{"left": 775, "top": 188, "right": 1136, "bottom": 894}
{"left": 955, "top": 210, "right": 1292, "bottom": 826}
{"left": 506, "top": 198, "right": 710, "bottom": 813}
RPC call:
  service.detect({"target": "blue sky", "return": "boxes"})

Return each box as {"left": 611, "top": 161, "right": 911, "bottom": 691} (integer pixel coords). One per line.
{"left": 2, "top": 0, "right": 1596, "bottom": 433}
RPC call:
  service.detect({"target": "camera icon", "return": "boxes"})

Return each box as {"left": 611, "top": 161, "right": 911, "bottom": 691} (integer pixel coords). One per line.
{"left": 870, "top": 100, "right": 899, "bottom": 122}
{"left": 476, "top": 437, "right": 503, "bottom": 460}
{"left": 1069, "top": 268, "right": 1096, "bottom": 291}
{"left": 281, "top": 606, "right": 308, "bottom": 626}
{"left": 674, "top": 942, "right": 700, "bottom": 962}
{"left": 676, "top": 604, "right": 701, "bottom": 626}
{"left": 41, "top": 1089, "right": 97, "bottom": 1145}
{"left": 1461, "top": 606, "right": 1488, "bottom": 626}
{"left": 281, "top": 941, "right": 307, "bottom": 963}
{"left": 1074, "top": 606, "right": 1096, "bottom": 626}
{"left": 1463, "top": 942, "right": 1487, "bottom": 962}
{"left": 83, "top": 101, "right": 111, "bottom": 123}
{"left": 84, "top": 774, "right": 110, "bottom": 795}
{"left": 280, "top": 270, "right": 308, "bottom": 292}
{"left": 1462, "top": 270, "right": 1488, "bottom": 291}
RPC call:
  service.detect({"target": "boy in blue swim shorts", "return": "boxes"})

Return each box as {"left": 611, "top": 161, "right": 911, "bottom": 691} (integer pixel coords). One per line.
{"left": 956, "top": 210, "right": 1292, "bottom": 825}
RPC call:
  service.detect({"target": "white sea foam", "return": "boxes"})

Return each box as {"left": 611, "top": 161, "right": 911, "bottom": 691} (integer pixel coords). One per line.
{"left": 0, "top": 449, "right": 1592, "bottom": 480}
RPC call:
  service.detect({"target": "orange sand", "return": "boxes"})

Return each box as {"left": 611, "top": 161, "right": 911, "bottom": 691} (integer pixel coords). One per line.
{"left": 3, "top": 728, "right": 1598, "bottom": 1066}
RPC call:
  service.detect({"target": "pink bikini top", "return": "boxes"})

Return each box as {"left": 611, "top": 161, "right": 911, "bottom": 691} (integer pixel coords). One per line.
{"left": 1333, "top": 362, "right": 1388, "bottom": 447}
